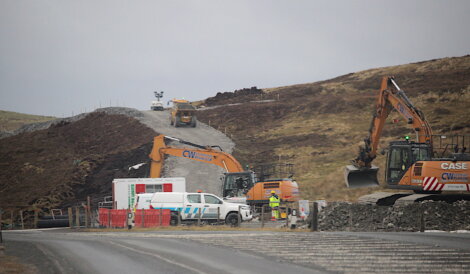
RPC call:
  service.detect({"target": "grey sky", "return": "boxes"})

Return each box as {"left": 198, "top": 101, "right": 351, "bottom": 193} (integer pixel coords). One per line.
{"left": 1, "top": 0, "right": 469, "bottom": 117}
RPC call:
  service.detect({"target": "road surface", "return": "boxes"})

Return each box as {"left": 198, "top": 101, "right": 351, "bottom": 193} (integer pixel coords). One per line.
{"left": 4, "top": 229, "right": 470, "bottom": 273}
{"left": 137, "top": 110, "right": 234, "bottom": 196}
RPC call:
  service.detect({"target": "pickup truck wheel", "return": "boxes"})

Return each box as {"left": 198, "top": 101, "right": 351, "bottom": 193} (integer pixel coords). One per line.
{"left": 225, "top": 212, "right": 239, "bottom": 226}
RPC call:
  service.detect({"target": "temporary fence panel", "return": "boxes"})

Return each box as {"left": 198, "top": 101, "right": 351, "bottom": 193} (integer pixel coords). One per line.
{"left": 99, "top": 208, "right": 110, "bottom": 227}
{"left": 110, "top": 209, "right": 127, "bottom": 228}
{"left": 134, "top": 209, "right": 171, "bottom": 227}
{"left": 99, "top": 209, "right": 170, "bottom": 228}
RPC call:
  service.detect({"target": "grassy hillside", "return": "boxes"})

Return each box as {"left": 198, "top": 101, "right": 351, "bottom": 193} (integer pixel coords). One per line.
{"left": 0, "top": 110, "right": 55, "bottom": 132}
{"left": 197, "top": 55, "right": 470, "bottom": 202}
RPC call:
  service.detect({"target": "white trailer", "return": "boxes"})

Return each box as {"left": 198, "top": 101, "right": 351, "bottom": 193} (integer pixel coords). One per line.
{"left": 112, "top": 178, "right": 186, "bottom": 209}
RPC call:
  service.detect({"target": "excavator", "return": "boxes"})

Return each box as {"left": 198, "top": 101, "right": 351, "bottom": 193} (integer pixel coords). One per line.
{"left": 149, "top": 134, "right": 300, "bottom": 207}
{"left": 345, "top": 76, "right": 470, "bottom": 204}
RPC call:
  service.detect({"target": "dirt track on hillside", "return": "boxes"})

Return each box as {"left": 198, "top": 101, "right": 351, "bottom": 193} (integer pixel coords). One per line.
{"left": 138, "top": 110, "right": 234, "bottom": 195}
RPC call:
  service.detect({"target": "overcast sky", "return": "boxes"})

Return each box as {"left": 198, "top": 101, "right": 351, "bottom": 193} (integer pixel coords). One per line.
{"left": 1, "top": 0, "right": 469, "bottom": 117}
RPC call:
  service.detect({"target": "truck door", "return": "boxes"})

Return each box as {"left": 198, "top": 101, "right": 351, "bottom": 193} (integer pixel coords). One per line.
{"left": 202, "top": 194, "right": 223, "bottom": 219}
{"left": 183, "top": 193, "right": 203, "bottom": 219}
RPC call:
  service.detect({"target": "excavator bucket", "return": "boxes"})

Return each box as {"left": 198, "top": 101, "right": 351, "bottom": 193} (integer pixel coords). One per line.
{"left": 344, "top": 165, "right": 379, "bottom": 188}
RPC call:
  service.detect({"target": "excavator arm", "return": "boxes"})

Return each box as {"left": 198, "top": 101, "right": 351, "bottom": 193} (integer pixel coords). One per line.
{"left": 346, "top": 76, "right": 433, "bottom": 188}
{"left": 149, "top": 135, "right": 244, "bottom": 178}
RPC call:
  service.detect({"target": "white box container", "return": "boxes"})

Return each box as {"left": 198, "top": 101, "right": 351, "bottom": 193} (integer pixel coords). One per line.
{"left": 112, "top": 178, "right": 186, "bottom": 209}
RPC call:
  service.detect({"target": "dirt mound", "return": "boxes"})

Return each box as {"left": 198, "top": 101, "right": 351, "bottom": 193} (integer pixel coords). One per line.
{"left": 204, "top": 86, "right": 265, "bottom": 106}
{"left": 7, "top": 107, "right": 143, "bottom": 138}
{"left": 0, "top": 112, "right": 156, "bottom": 211}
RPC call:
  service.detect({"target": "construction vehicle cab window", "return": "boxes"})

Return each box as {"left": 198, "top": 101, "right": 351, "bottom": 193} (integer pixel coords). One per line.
{"left": 169, "top": 99, "right": 197, "bottom": 127}
{"left": 223, "top": 173, "right": 254, "bottom": 197}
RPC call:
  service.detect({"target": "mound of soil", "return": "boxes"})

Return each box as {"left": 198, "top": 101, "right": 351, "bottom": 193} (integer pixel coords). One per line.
{"left": 204, "top": 86, "right": 265, "bottom": 106}
{"left": 0, "top": 112, "right": 156, "bottom": 211}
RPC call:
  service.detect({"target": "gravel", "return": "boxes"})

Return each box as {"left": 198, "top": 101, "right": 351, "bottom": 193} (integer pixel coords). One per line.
{"left": 319, "top": 200, "right": 470, "bottom": 232}
{"left": 136, "top": 110, "right": 235, "bottom": 196}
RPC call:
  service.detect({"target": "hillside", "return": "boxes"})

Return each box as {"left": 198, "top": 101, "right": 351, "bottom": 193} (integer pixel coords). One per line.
{"left": 0, "top": 110, "right": 55, "bottom": 132}
{"left": 197, "top": 55, "right": 470, "bottom": 202}
{"left": 0, "top": 112, "right": 156, "bottom": 211}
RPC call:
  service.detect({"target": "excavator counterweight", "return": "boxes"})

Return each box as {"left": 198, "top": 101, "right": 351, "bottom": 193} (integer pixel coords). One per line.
{"left": 344, "top": 165, "right": 379, "bottom": 188}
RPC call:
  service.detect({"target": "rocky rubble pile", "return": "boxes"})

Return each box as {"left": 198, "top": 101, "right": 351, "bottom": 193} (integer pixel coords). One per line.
{"left": 319, "top": 201, "right": 470, "bottom": 232}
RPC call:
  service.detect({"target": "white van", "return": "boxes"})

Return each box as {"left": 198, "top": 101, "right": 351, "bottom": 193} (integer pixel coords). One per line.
{"left": 149, "top": 192, "right": 252, "bottom": 225}
{"left": 135, "top": 193, "right": 154, "bottom": 209}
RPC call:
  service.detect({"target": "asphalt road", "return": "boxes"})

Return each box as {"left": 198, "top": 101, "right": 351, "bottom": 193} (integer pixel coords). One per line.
{"left": 137, "top": 110, "right": 234, "bottom": 196}
{"left": 4, "top": 229, "right": 470, "bottom": 274}
{"left": 3, "top": 229, "right": 320, "bottom": 274}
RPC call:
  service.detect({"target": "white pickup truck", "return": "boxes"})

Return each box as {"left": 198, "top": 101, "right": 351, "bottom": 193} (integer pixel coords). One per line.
{"left": 146, "top": 192, "right": 252, "bottom": 226}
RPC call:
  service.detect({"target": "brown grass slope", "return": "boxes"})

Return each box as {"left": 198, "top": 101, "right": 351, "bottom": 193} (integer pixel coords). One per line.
{"left": 197, "top": 55, "right": 470, "bottom": 202}
{"left": 0, "top": 112, "right": 156, "bottom": 211}
{"left": 0, "top": 110, "right": 55, "bottom": 132}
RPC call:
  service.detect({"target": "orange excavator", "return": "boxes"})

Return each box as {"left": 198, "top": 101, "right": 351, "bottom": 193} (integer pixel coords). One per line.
{"left": 149, "top": 134, "right": 300, "bottom": 207}
{"left": 345, "top": 77, "right": 469, "bottom": 202}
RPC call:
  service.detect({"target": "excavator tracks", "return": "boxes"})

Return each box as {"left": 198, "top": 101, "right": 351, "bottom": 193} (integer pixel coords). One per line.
{"left": 358, "top": 192, "right": 470, "bottom": 206}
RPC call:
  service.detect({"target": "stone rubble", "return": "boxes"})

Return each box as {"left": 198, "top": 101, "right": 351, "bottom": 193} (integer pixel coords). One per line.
{"left": 318, "top": 200, "right": 470, "bottom": 232}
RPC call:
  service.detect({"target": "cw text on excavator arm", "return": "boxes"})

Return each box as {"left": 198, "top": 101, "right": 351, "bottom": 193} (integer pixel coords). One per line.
{"left": 149, "top": 135, "right": 243, "bottom": 178}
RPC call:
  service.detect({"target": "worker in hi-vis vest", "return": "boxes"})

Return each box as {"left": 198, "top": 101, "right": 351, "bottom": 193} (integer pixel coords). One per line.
{"left": 269, "top": 190, "right": 280, "bottom": 220}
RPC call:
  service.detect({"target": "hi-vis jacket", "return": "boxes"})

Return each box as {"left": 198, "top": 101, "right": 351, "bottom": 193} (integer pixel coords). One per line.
{"left": 269, "top": 195, "right": 280, "bottom": 208}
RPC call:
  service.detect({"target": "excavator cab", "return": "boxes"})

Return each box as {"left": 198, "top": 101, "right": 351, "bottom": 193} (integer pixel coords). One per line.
{"left": 222, "top": 171, "right": 256, "bottom": 198}
{"left": 385, "top": 141, "right": 431, "bottom": 185}
{"left": 345, "top": 141, "right": 431, "bottom": 188}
